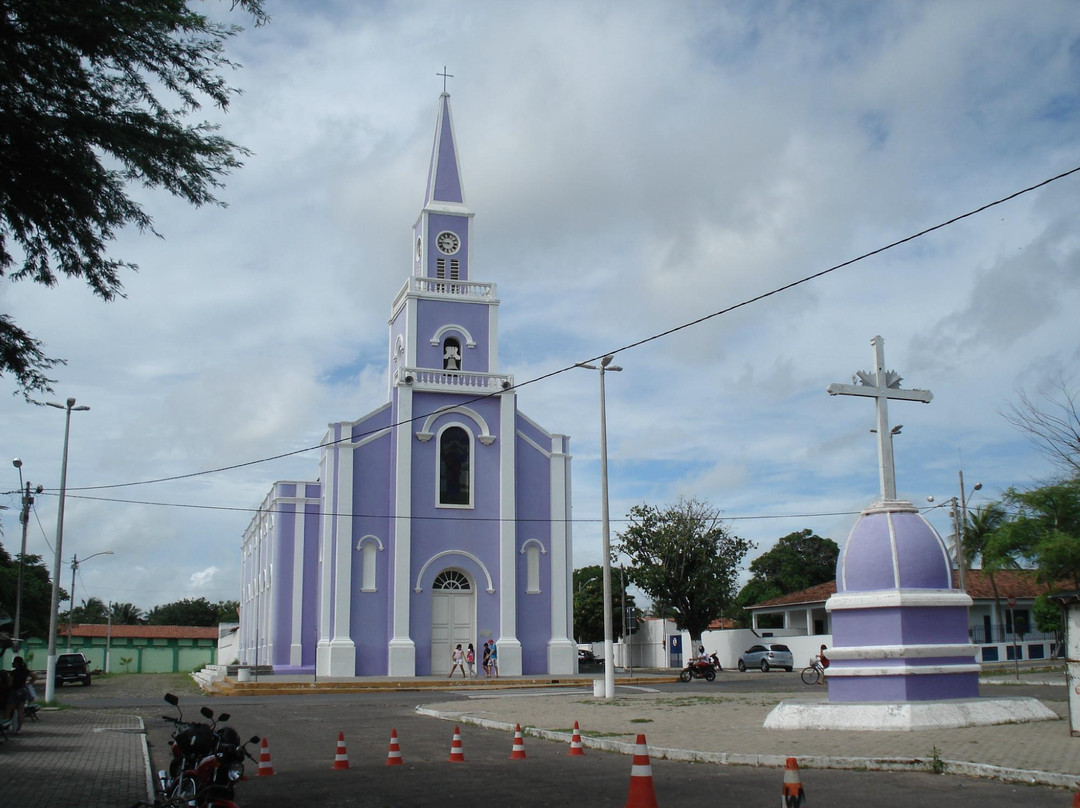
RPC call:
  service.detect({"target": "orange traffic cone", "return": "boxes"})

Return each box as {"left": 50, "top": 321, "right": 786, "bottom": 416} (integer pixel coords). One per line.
{"left": 386, "top": 728, "right": 404, "bottom": 766}
{"left": 256, "top": 737, "right": 275, "bottom": 776}
{"left": 568, "top": 721, "right": 585, "bottom": 756}
{"left": 332, "top": 732, "right": 350, "bottom": 770}
{"left": 624, "top": 733, "right": 659, "bottom": 808}
{"left": 782, "top": 756, "right": 806, "bottom": 807}
{"left": 509, "top": 724, "right": 527, "bottom": 759}
{"left": 448, "top": 726, "right": 466, "bottom": 762}
{"left": 1072, "top": 792, "right": 1079, "bottom": 807}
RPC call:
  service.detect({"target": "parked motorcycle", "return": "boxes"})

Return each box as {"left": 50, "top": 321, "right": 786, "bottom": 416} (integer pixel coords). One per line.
{"left": 144, "top": 692, "right": 260, "bottom": 808}
{"left": 678, "top": 653, "right": 720, "bottom": 682}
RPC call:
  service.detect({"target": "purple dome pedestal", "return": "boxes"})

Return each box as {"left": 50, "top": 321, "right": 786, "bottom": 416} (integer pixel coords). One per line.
{"left": 765, "top": 500, "right": 1056, "bottom": 731}
{"left": 827, "top": 500, "right": 978, "bottom": 702}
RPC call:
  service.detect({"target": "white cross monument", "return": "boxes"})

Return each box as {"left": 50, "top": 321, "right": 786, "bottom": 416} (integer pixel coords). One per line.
{"left": 827, "top": 335, "right": 932, "bottom": 501}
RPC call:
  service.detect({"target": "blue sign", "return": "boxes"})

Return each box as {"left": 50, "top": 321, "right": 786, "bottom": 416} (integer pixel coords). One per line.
{"left": 669, "top": 635, "right": 682, "bottom": 652}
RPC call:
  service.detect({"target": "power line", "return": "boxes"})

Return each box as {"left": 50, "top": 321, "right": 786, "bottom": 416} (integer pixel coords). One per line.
{"left": 38, "top": 163, "right": 1080, "bottom": 495}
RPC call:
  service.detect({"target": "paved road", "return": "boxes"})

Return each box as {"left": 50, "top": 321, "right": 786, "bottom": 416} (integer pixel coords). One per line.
{"left": 11, "top": 671, "right": 1072, "bottom": 808}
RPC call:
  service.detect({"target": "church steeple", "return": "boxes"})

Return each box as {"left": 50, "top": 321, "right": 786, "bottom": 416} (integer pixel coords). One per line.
{"left": 424, "top": 93, "right": 465, "bottom": 206}
{"left": 413, "top": 92, "right": 474, "bottom": 282}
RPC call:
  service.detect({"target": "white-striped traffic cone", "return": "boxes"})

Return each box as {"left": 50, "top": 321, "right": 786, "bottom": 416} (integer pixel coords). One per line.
{"left": 386, "top": 728, "right": 403, "bottom": 766}
{"left": 624, "top": 733, "right": 659, "bottom": 808}
{"left": 256, "top": 737, "right": 275, "bottom": 776}
{"left": 332, "top": 731, "right": 350, "bottom": 770}
{"left": 448, "top": 726, "right": 466, "bottom": 762}
{"left": 568, "top": 721, "right": 585, "bottom": 756}
{"left": 782, "top": 756, "right": 805, "bottom": 807}
{"left": 509, "top": 724, "right": 526, "bottom": 759}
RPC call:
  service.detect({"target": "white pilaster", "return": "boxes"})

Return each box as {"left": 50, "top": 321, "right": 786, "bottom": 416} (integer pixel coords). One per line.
{"left": 326, "top": 441, "right": 357, "bottom": 676}
{"left": 316, "top": 436, "right": 335, "bottom": 675}
{"left": 547, "top": 433, "right": 575, "bottom": 674}
{"left": 290, "top": 501, "right": 305, "bottom": 666}
{"left": 497, "top": 388, "right": 522, "bottom": 675}
{"left": 388, "top": 387, "right": 416, "bottom": 676}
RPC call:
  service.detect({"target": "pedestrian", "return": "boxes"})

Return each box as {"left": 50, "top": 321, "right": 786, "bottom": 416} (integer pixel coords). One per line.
{"left": 465, "top": 643, "right": 476, "bottom": 677}
{"left": 488, "top": 639, "right": 499, "bottom": 678}
{"left": 449, "top": 643, "right": 467, "bottom": 678}
{"left": 482, "top": 640, "right": 492, "bottom": 677}
{"left": 3, "top": 656, "right": 34, "bottom": 734}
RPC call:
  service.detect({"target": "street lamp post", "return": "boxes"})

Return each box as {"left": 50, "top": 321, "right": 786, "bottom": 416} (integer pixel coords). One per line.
{"left": 11, "top": 458, "right": 41, "bottom": 652}
{"left": 44, "top": 397, "right": 89, "bottom": 704}
{"left": 66, "top": 550, "right": 114, "bottom": 646}
{"left": 576, "top": 355, "right": 622, "bottom": 699}
{"left": 957, "top": 470, "right": 982, "bottom": 592}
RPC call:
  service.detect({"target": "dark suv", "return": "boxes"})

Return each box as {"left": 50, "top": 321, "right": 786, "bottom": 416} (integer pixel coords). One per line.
{"left": 55, "top": 652, "right": 92, "bottom": 686}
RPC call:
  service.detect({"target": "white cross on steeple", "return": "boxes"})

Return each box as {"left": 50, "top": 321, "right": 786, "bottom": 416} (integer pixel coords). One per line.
{"left": 827, "top": 335, "right": 933, "bottom": 501}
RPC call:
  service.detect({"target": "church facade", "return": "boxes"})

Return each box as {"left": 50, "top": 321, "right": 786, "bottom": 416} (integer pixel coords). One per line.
{"left": 238, "top": 93, "right": 576, "bottom": 677}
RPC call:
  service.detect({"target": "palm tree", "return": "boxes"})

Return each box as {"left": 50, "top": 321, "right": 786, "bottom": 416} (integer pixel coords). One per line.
{"left": 963, "top": 503, "right": 1008, "bottom": 640}
{"left": 109, "top": 602, "right": 146, "bottom": 625}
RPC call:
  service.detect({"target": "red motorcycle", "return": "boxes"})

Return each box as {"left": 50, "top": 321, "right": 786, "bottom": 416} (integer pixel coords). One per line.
{"left": 679, "top": 653, "right": 721, "bottom": 682}
{"left": 141, "top": 692, "right": 261, "bottom": 808}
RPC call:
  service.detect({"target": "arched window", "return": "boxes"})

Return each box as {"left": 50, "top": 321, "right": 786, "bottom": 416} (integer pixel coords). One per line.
{"left": 525, "top": 544, "right": 541, "bottom": 594}
{"left": 443, "top": 336, "right": 462, "bottom": 370}
{"left": 439, "top": 426, "right": 471, "bottom": 506}
{"left": 433, "top": 569, "right": 472, "bottom": 591}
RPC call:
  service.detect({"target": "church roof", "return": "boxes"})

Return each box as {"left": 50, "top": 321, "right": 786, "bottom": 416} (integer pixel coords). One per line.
{"left": 424, "top": 93, "right": 465, "bottom": 206}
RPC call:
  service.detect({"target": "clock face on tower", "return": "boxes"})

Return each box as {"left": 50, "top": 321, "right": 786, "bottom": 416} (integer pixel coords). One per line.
{"left": 436, "top": 231, "right": 460, "bottom": 255}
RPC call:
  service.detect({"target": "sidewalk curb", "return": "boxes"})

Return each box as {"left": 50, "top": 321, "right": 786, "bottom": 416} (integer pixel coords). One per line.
{"left": 415, "top": 706, "right": 1080, "bottom": 790}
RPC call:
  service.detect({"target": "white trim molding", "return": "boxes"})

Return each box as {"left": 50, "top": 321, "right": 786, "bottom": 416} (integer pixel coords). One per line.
{"left": 826, "top": 590, "right": 973, "bottom": 612}
{"left": 827, "top": 664, "right": 982, "bottom": 677}
{"left": 416, "top": 406, "right": 496, "bottom": 445}
{"left": 429, "top": 323, "right": 477, "bottom": 349}
{"left": 414, "top": 549, "right": 495, "bottom": 593}
{"left": 828, "top": 643, "right": 976, "bottom": 660}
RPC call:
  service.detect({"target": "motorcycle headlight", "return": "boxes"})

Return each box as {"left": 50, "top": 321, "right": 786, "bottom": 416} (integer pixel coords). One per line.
{"left": 227, "top": 762, "right": 245, "bottom": 782}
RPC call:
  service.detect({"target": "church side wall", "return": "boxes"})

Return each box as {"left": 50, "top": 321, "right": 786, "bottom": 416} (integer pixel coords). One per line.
{"left": 514, "top": 423, "right": 554, "bottom": 674}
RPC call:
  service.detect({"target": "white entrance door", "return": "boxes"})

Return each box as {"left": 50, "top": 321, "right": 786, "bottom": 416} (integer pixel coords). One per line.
{"left": 430, "top": 570, "right": 474, "bottom": 674}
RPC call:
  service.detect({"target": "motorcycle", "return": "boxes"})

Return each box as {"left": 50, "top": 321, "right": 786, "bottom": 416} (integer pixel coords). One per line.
{"left": 678, "top": 653, "right": 721, "bottom": 682}
{"left": 145, "top": 692, "right": 261, "bottom": 808}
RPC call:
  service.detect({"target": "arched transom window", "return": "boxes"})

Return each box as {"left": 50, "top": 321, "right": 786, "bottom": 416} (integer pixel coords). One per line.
{"left": 433, "top": 569, "right": 472, "bottom": 591}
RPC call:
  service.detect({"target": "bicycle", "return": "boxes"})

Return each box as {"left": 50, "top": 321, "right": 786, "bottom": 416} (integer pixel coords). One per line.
{"left": 800, "top": 660, "right": 825, "bottom": 685}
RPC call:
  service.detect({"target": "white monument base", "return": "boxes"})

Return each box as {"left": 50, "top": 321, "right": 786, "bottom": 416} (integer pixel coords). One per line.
{"left": 764, "top": 696, "right": 1057, "bottom": 731}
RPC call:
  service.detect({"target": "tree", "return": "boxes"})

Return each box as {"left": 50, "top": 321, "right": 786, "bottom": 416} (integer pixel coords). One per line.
{"left": 0, "top": 0, "right": 267, "bottom": 398}
{"left": 1002, "top": 378, "right": 1080, "bottom": 477}
{"left": 963, "top": 502, "right": 1009, "bottom": 637}
{"left": 616, "top": 497, "right": 754, "bottom": 644}
{"left": 736, "top": 529, "right": 839, "bottom": 609}
{"left": 990, "top": 479, "right": 1080, "bottom": 588}
{"left": 109, "top": 602, "right": 146, "bottom": 625}
{"left": 68, "top": 596, "right": 109, "bottom": 625}
{"left": 216, "top": 599, "right": 240, "bottom": 623}
{"left": 573, "top": 565, "right": 638, "bottom": 643}
{"left": 146, "top": 597, "right": 220, "bottom": 627}
{"left": 0, "top": 542, "right": 61, "bottom": 641}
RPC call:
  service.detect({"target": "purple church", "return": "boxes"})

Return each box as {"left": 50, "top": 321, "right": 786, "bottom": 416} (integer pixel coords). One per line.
{"left": 238, "top": 92, "right": 576, "bottom": 677}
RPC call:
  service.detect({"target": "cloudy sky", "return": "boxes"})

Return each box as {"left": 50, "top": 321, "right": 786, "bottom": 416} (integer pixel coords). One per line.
{"left": 3, "top": 1, "right": 1079, "bottom": 614}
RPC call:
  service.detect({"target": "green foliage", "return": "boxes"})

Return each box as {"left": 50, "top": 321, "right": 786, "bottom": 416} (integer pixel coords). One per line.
{"left": 616, "top": 497, "right": 754, "bottom": 642}
{"left": 146, "top": 597, "right": 235, "bottom": 627}
{"left": 67, "top": 596, "right": 109, "bottom": 625}
{"left": 0, "top": 0, "right": 266, "bottom": 397}
{"left": 990, "top": 479, "right": 1080, "bottom": 588}
{"left": 736, "top": 529, "right": 839, "bottom": 613}
{"left": 1033, "top": 593, "right": 1064, "bottom": 636}
{"left": 573, "top": 565, "right": 637, "bottom": 643}
{"left": 109, "top": 602, "right": 146, "bottom": 625}
{"left": 0, "top": 541, "right": 60, "bottom": 641}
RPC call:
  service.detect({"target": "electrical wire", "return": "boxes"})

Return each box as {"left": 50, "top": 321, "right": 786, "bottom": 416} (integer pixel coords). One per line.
{"left": 27, "top": 163, "right": 1080, "bottom": 496}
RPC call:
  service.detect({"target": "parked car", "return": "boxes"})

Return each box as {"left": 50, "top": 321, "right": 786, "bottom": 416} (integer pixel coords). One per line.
{"left": 737, "top": 643, "right": 793, "bottom": 672}
{"left": 578, "top": 648, "right": 604, "bottom": 670}
{"left": 55, "top": 652, "right": 92, "bottom": 686}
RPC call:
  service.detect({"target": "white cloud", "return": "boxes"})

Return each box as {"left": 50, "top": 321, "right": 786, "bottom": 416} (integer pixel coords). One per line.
{"left": 3, "top": 0, "right": 1079, "bottom": 608}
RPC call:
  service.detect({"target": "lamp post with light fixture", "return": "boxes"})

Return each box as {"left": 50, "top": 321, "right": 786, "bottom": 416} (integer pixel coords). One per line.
{"left": 44, "top": 397, "right": 90, "bottom": 704}
{"left": 66, "top": 550, "right": 114, "bottom": 646}
{"left": 11, "top": 458, "right": 42, "bottom": 652}
{"left": 575, "top": 355, "right": 622, "bottom": 699}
